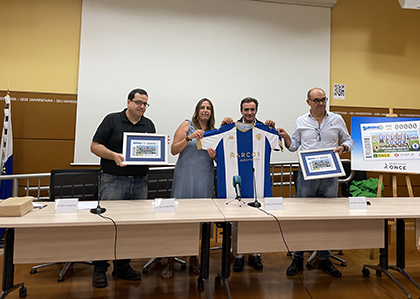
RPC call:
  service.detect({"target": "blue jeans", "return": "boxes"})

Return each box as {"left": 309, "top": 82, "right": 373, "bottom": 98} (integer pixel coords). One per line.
{"left": 296, "top": 168, "right": 338, "bottom": 198}
{"left": 94, "top": 173, "right": 148, "bottom": 272}
{"left": 100, "top": 173, "right": 148, "bottom": 200}
{"left": 294, "top": 168, "right": 338, "bottom": 261}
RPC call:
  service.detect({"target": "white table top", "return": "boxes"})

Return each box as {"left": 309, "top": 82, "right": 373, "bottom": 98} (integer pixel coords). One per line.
{"left": 2, "top": 197, "right": 419, "bottom": 228}
{"left": 0, "top": 198, "right": 224, "bottom": 228}
{"left": 212, "top": 197, "right": 420, "bottom": 221}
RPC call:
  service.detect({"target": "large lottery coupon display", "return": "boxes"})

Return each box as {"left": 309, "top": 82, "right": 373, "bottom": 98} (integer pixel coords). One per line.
{"left": 351, "top": 117, "right": 420, "bottom": 173}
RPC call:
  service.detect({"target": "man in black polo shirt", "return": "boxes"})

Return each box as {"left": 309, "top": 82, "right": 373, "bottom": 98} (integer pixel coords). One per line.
{"left": 90, "top": 88, "right": 156, "bottom": 288}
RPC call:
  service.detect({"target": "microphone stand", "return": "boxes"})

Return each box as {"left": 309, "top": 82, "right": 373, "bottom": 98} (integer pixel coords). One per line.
{"left": 226, "top": 194, "right": 246, "bottom": 207}
{"left": 90, "top": 170, "right": 106, "bottom": 215}
{"left": 248, "top": 168, "right": 261, "bottom": 208}
{"left": 227, "top": 176, "right": 246, "bottom": 207}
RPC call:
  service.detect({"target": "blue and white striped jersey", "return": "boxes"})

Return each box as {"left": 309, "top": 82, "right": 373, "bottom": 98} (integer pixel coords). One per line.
{"left": 197, "top": 122, "right": 282, "bottom": 199}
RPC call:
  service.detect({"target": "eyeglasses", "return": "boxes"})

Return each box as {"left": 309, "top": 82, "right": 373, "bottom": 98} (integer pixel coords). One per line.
{"left": 308, "top": 97, "right": 328, "bottom": 104}
{"left": 315, "top": 128, "right": 321, "bottom": 141}
{"left": 131, "top": 100, "right": 150, "bottom": 107}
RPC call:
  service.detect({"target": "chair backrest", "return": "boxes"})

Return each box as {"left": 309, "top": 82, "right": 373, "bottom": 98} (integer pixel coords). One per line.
{"left": 49, "top": 169, "right": 100, "bottom": 201}
{"left": 340, "top": 162, "right": 367, "bottom": 197}
{"left": 293, "top": 170, "right": 299, "bottom": 195}
{"left": 147, "top": 167, "right": 174, "bottom": 199}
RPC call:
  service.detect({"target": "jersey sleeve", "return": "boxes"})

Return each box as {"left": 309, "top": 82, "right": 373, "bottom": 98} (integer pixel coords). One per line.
{"left": 255, "top": 123, "right": 283, "bottom": 152}
{"left": 196, "top": 124, "right": 234, "bottom": 150}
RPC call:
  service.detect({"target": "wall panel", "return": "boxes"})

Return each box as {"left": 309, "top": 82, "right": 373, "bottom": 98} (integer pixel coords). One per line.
{"left": 1, "top": 91, "right": 78, "bottom": 175}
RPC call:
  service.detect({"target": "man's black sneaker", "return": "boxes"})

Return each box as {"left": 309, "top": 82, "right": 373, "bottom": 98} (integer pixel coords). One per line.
{"left": 112, "top": 265, "right": 142, "bottom": 281}
{"left": 248, "top": 254, "right": 263, "bottom": 270}
{"left": 233, "top": 257, "right": 244, "bottom": 272}
{"left": 92, "top": 271, "right": 107, "bottom": 288}
{"left": 318, "top": 259, "right": 342, "bottom": 278}
{"left": 286, "top": 257, "right": 304, "bottom": 276}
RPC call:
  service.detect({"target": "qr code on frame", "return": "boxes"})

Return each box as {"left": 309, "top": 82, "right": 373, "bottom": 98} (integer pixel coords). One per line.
{"left": 333, "top": 84, "right": 345, "bottom": 100}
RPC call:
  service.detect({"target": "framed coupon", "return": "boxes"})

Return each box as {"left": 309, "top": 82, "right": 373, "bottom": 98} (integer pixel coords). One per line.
{"left": 122, "top": 133, "right": 168, "bottom": 165}
{"left": 298, "top": 148, "right": 345, "bottom": 180}
{"left": 351, "top": 117, "right": 420, "bottom": 173}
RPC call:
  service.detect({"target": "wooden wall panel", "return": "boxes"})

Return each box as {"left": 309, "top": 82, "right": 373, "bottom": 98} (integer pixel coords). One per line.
{"left": 1, "top": 91, "right": 77, "bottom": 139}
{"left": 1, "top": 91, "right": 84, "bottom": 176}
{"left": 13, "top": 139, "right": 75, "bottom": 174}
{"left": 330, "top": 106, "right": 420, "bottom": 133}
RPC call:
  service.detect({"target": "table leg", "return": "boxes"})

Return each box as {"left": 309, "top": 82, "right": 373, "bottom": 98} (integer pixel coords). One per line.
{"left": 0, "top": 228, "right": 26, "bottom": 299}
{"left": 198, "top": 222, "right": 211, "bottom": 299}
{"left": 215, "top": 221, "right": 232, "bottom": 299}
{"left": 362, "top": 219, "right": 411, "bottom": 298}
{"left": 388, "top": 219, "right": 420, "bottom": 291}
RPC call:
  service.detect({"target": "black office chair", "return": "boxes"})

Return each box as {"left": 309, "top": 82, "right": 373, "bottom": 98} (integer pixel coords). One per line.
{"left": 30, "top": 169, "right": 100, "bottom": 282}
{"left": 292, "top": 169, "right": 347, "bottom": 268}
{"left": 340, "top": 162, "right": 368, "bottom": 197}
{"left": 142, "top": 167, "right": 186, "bottom": 274}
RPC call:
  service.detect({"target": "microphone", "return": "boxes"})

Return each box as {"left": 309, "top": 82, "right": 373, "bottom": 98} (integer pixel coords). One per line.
{"left": 248, "top": 168, "right": 261, "bottom": 208}
{"left": 90, "top": 170, "right": 106, "bottom": 215}
{"left": 233, "top": 175, "right": 242, "bottom": 200}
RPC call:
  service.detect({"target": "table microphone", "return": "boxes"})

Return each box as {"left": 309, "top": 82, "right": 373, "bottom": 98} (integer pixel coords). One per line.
{"left": 90, "top": 170, "right": 106, "bottom": 215}
{"left": 248, "top": 168, "right": 261, "bottom": 208}
{"left": 233, "top": 175, "right": 242, "bottom": 200}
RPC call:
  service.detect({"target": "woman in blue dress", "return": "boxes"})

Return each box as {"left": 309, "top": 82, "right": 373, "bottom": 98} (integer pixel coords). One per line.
{"left": 161, "top": 98, "right": 216, "bottom": 279}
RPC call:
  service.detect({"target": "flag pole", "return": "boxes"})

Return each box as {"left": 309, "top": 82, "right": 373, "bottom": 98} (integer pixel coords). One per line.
{"left": 1, "top": 85, "right": 13, "bottom": 199}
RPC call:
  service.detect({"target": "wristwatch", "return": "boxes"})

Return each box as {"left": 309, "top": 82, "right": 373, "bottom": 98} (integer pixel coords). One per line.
{"left": 185, "top": 135, "right": 191, "bottom": 143}
{"left": 341, "top": 145, "right": 347, "bottom": 152}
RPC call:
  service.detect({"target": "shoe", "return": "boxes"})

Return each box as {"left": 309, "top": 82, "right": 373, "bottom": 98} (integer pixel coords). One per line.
{"left": 189, "top": 256, "right": 201, "bottom": 275}
{"left": 233, "top": 257, "right": 244, "bottom": 272}
{"left": 161, "top": 262, "right": 175, "bottom": 280}
{"left": 248, "top": 254, "right": 263, "bottom": 270}
{"left": 286, "top": 257, "right": 304, "bottom": 276}
{"left": 112, "top": 265, "right": 142, "bottom": 281}
{"left": 92, "top": 271, "right": 107, "bottom": 288}
{"left": 318, "top": 259, "right": 342, "bottom": 278}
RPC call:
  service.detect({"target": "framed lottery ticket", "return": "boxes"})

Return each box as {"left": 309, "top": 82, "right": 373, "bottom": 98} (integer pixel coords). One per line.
{"left": 122, "top": 133, "right": 168, "bottom": 165}
{"left": 298, "top": 148, "right": 345, "bottom": 180}
{"left": 351, "top": 117, "right": 420, "bottom": 173}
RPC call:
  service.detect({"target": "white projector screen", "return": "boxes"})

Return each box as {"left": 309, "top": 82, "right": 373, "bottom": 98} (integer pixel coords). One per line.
{"left": 74, "top": 0, "right": 331, "bottom": 165}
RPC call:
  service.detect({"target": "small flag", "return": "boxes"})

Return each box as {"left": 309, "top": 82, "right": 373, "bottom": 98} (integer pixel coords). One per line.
{"left": 0, "top": 94, "right": 13, "bottom": 199}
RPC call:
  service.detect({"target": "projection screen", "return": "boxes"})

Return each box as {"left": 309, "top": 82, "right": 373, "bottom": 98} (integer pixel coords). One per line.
{"left": 74, "top": 0, "right": 331, "bottom": 165}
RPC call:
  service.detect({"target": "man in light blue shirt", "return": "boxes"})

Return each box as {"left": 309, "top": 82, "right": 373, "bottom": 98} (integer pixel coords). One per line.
{"left": 277, "top": 87, "right": 353, "bottom": 278}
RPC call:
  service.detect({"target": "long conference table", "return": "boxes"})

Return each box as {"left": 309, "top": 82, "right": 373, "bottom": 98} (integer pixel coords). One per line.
{"left": 0, "top": 199, "right": 224, "bottom": 299}
{"left": 213, "top": 197, "right": 420, "bottom": 299}
{"left": 1, "top": 197, "right": 420, "bottom": 298}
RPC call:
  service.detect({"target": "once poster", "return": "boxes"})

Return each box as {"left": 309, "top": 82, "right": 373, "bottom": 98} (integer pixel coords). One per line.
{"left": 351, "top": 117, "right": 420, "bottom": 173}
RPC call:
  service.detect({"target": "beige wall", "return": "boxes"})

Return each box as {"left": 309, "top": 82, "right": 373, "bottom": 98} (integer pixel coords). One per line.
{"left": 330, "top": 0, "right": 420, "bottom": 108}
{"left": 1, "top": 0, "right": 420, "bottom": 177}
{"left": 0, "top": 0, "right": 81, "bottom": 93}
{"left": 1, "top": 0, "right": 419, "bottom": 105}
